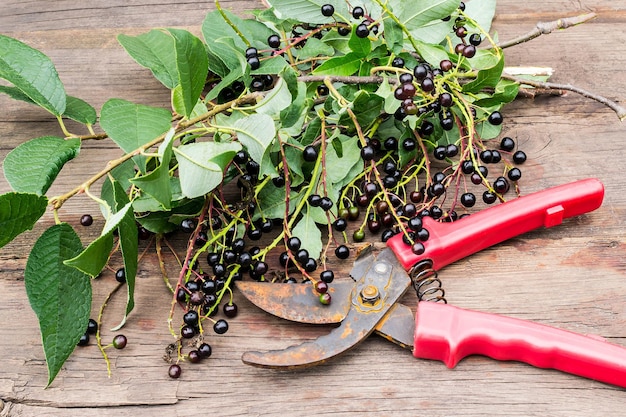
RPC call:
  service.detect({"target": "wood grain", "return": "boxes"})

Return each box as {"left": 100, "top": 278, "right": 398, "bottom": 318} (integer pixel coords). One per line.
{"left": 1, "top": 1, "right": 626, "bottom": 416}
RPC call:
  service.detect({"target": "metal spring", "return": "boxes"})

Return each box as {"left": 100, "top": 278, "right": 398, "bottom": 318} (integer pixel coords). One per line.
{"left": 409, "top": 259, "right": 447, "bottom": 303}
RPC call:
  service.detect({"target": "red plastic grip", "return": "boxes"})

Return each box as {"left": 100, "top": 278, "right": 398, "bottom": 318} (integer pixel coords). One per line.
{"left": 412, "top": 302, "right": 626, "bottom": 388}
{"left": 387, "top": 178, "right": 604, "bottom": 271}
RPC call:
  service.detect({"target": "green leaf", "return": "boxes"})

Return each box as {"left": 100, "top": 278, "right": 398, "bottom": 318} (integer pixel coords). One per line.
{"left": 110, "top": 181, "right": 138, "bottom": 331}
{"left": 465, "top": 0, "right": 497, "bottom": 33}
{"left": 473, "top": 79, "right": 520, "bottom": 108}
{"left": 348, "top": 27, "right": 371, "bottom": 57}
{"left": 3, "top": 136, "right": 80, "bottom": 195}
{"left": 325, "top": 134, "right": 362, "bottom": 186}
{"left": 117, "top": 30, "right": 178, "bottom": 89}
{"left": 99, "top": 99, "right": 172, "bottom": 172}
{"left": 63, "top": 96, "right": 97, "bottom": 125}
{"left": 0, "top": 34, "right": 66, "bottom": 116}
{"left": 254, "top": 182, "right": 300, "bottom": 220}
{"left": 294, "top": 37, "right": 334, "bottom": 61}
{"left": 383, "top": 17, "right": 403, "bottom": 54}
{"left": 267, "top": 0, "right": 349, "bottom": 25}
{"left": 130, "top": 129, "right": 175, "bottom": 210}
{"left": 24, "top": 223, "right": 91, "bottom": 387}
{"left": 64, "top": 203, "right": 133, "bottom": 277}
{"left": 463, "top": 54, "right": 505, "bottom": 93}
{"left": 292, "top": 211, "right": 322, "bottom": 259}
{"left": 166, "top": 29, "right": 209, "bottom": 118}
{"left": 312, "top": 52, "right": 361, "bottom": 76}
{"left": 414, "top": 41, "right": 451, "bottom": 67}
{"left": 174, "top": 141, "right": 242, "bottom": 199}
{"left": 398, "top": 0, "right": 460, "bottom": 30}
{"left": 339, "top": 90, "right": 383, "bottom": 131}
{"left": 0, "top": 192, "right": 48, "bottom": 248}
{"left": 254, "top": 77, "right": 292, "bottom": 116}
{"left": 228, "top": 113, "right": 277, "bottom": 164}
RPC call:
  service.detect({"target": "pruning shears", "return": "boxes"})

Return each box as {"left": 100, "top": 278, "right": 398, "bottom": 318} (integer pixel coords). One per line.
{"left": 236, "top": 178, "right": 626, "bottom": 388}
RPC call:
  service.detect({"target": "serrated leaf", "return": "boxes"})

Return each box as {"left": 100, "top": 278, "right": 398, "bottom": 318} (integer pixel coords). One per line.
{"left": 0, "top": 192, "right": 48, "bottom": 248}
{"left": 292, "top": 211, "right": 322, "bottom": 259}
{"left": 174, "top": 141, "right": 242, "bottom": 199}
{"left": 312, "top": 52, "right": 361, "bottom": 76}
{"left": 228, "top": 113, "right": 276, "bottom": 164}
{"left": 255, "top": 77, "right": 292, "bottom": 116}
{"left": 99, "top": 99, "right": 172, "bottom": 172}
{"left": 0, "top": 34, "right": 66, "bottom": 116}
{"left": 398, "top": 0, "right": 460, "bottom": 30}
{"left": 254, "top": 182, "right": 300, "bottom": 220}
{"left": 63, "top": 96, "right": 97, "bottom": 125}
{"left": 267, "top": 0, "right": 349, "bottom": 25}
{"left": 64, "top": 203, "right": 132, "bottom": 277}
{"left": 130, "top": 129, "right": 174, "bottom": 209}
{"left": 3, "top": 136, "right": 80, "bottom": 195}
{"left": 166, "top": 29, "right": 209, "bottom": 118}
{"left": 24, "top": 223, "right": 91, "bottom": 387}
{"left": 465, "top": 0, "right": 497, "bottom": 33}
{"left": 110, "top": 181, "right": 138, "bottom": 330}
{"left": 348, "top": 27, "right": 371, "bottom": 57}
{"left": 117, "top": 30, "right": 178, "bottom": 89}
{"left": 463, "top": 54, "right": 505, "bottom": 93}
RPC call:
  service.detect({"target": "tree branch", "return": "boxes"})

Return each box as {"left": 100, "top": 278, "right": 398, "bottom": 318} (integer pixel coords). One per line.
{"left": 502, "top": 74, "right": 626, "bottom": 120}
{"left": 497, "top": 12, "right": 597, "bottom": 49}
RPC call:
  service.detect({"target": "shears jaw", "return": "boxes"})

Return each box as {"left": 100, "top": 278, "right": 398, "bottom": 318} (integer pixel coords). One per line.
{"left": 240, "top": 248, "right": 412, "bottom": 368}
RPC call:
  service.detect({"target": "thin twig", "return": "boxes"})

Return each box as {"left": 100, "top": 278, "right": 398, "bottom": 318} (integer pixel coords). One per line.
{"left": 502, "top": 74, "right": 626, "bottom": 120}
{"left": 497, "top": 13, "right": 597, "bottom": 49}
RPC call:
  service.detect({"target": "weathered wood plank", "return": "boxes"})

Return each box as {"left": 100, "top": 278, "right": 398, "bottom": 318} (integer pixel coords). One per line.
{"left": 1, "top": 1, "right": 626, "bottom": 416}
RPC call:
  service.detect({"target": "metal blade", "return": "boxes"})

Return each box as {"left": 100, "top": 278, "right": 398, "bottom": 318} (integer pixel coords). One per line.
{"left": 242, "top": 249, "right": 412, "bottom": 368}
{"left": 374, "top": 303, "right": 415, "bottom": 350}
{"left": 235, "top": 281, "right": 353, "bottom": 324}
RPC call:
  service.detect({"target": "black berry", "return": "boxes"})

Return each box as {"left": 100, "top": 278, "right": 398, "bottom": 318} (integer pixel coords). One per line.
{"left": 352, "top": 6, "right": 364, "bottom": 19}
{"left": 168, "top": 364, "right": 182, "bottom": 379}
{"left": 213, "top": 319, "right": 229, "bottom": 334}
{"left": 321, "top": 4, "right": 334, "bottom": 16}
{"left": 80, "top": 214, "right": 93, "bottom": 226}
{"left": 335, "top": 245, "right": 350, "bottom": 259}
{"left": 355, "top": 23, "right": 369, "bottom": 38}
{"left": 268, "top": 34, "right": 281, "bottom": 48}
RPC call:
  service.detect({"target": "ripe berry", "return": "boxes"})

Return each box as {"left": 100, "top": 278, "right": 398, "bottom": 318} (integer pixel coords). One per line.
{"left": 493, "top": 177, "right": 510, "bottom": 194}
{"left": 317, "top": 84, "right": 329, "bottom": 96}
{"left": 333, "top": 218, "right": 348, "bottom": 232}
{"left": 223, "top": 302, "right": 238, "bottom": 318}
{"left": 335, "top": 245, "right": 350, "bottom": 259}
{"left": 461, "top": 192, "right": 476, "bottom": 207}
{"left": 183, "top": 310, "right": 199, "bottom": 327}
{"left": 268, "top": 34, "right": 281, "bottom": 48}
{"left": 321, "top": 4, "right": 334, "bottom": 16}
{"left": 338, "top": 26, "right": 351, "bottom": 36}
{"left": 469, "top": 33, "right": 482, "bottom": 46}
{"left": 440, "top": 59, "right": 453, "bottom": 72}
{"left": 355, "top": 23, "right": 369, "bottom": 38}
{"left": 181, "top": 325, "right": 196, "bottom": 339}
{"left": 392, "top": 57, "right": 405, "bottom": 68}
{"left": 188, "top": 350, "right": 201, "bottom": 363}
{"left": 419, "top": 121, "right": 434, "bottom": 136}
{"left": 352, "top": 6, "right": 364, "bottom": 19}
{"left": 198, "top": 343, "right": 212, "bottom": 358}
{"left": 402, "top": 138, "right": 416, "bottom": 151}
{"left": 420, "top": 77, "right": 435, "bottom": 92}
{"left": 439, "top": 92, "right": 453, "bottom": 107}
{"left": 446, "top": 144, "right": 458, "bottom": 157}
{"left": 304, "top": 258, "right": 318, "bottom": 272}
{"left": 399, "top": 73, "right": 413, "bottom": 84}
{"left": 483, "top": 191, "right": 497, "bottom": 204}
{"left": 413, "top": 64, "right": 428, "bottom": 80}
{"left": 308, "top": 194, "right": 322, "bottom": 207}
{"left": 87, "top": 318, "right": 98, "bottom": 335}
{"left": 80, "top": 214, "right": 93, "bottom": 226}
{"left": 115, "top": 268, "right": 126, "bottom": 283}
{"left": 440, "top": 118, "right": 454, "bottom": 131}
{"left": 488, "top": 111, "right": 503, "bottom": 125}
{"left": 112, "top": 334, "right": 127, "bottom": 349}
{"left": 247, "top": 56, "right": 260, "bottom": 70}
{"left": 287, "top": 236, "right": 301, "bottom": 251}
{"left": 513, "top": 150, "right": 527, "bottom": 164}
{"left": 508, "top": 167, "right": 522, "bottom": 181}
{"left": 320, "top": 270, "right": 335, "bottom": 283}
{"left": 245, "top": 47, "right": 258, "bottom": 59}
{"left": 303, "top": 145, "right": 318, "bottom": 162}
{"left": 319, "top": 197, "right": 333, "bottom": 211}
{"left": 180, "top": 218, "right": 196, "bottom": 233}
{"left": 500, "top": 136, "right": 515, "bottom": 152}
{"left": 213, "top": 319, "right": 229, "bottom": 334}
{"left": 360, "top": 145, "right": 375, "bottom": 161}
{"left": 168, "top": 364, "right": 182, "bottom": 379}
{"left": 408, "top": 216, "right": 423, "bottom": 231}
{"left": 480, "top": 150, "right": 494, "bottom": 164}
{"left": 411, "top": 242, "right": 425, "bottom": 255}
{"left": 77, "top": 333, "right": 90, "bottom": 346}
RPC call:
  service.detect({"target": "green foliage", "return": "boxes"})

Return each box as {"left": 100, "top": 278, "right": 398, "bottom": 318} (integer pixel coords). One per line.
{"left": 1, "top": 0, "right": 574, "bottom": 385}
{"left": 3, "top": 136, "right": 80, "bottom": 195}
{"left": 0, "top": 193, "right": 48, "bottom": 248}
{"left": 24, "top": 223, "right": 91, "bottom": 386}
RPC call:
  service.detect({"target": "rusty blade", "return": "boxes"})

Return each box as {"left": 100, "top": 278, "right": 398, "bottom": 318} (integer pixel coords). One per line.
{"left": 235, "top": 281, "right": 353, "bottom": 324}
{"left": 241, "top": 249, "right": 412, "bottom": 368}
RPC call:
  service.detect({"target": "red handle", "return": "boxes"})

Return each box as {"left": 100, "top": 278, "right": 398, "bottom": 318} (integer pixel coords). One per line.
{"left": 413, "top": 302, "right": 626, "bottom": 388}
{"left": 388, "top": 178, "right": 604, "bottom": 270}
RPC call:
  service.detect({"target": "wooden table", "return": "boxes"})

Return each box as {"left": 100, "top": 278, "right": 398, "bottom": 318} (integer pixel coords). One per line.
{"left": 1, "top": 1, "right": 625, "bottom": 415}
